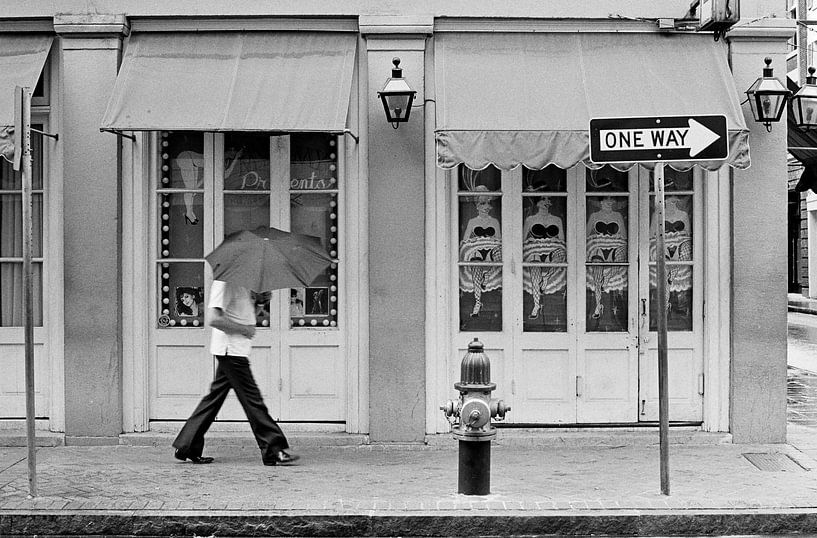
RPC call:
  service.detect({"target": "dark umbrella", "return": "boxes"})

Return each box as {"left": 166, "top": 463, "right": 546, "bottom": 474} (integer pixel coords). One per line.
{"left": 205, "top": 226, "right": 333, "bottom": 293}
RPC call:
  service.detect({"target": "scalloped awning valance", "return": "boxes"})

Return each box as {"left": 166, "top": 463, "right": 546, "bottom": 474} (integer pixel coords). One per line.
{"left": 434, "top": 32, "right": 750, "bottom": 172}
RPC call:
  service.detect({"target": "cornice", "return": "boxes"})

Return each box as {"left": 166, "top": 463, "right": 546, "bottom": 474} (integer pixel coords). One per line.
{"left": 53, "top": 13, "right": 129, "bottom": 37}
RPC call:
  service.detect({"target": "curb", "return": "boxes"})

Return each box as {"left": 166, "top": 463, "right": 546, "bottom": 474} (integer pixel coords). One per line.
{"left": 5, "top": 510, "right": 817, "bottom": 537}
{"left": 789, "top": 305, "right": 817, "bottom": 315}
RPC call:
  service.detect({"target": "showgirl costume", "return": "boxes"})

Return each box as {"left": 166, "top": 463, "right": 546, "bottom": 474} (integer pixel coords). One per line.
{"left": 649, "top": 219, "right": 692, "bottom": 292}
{"left": 523, "top": 222, "right": 567, "bottom": 318}
{"left": 459, "top": 225, "right": 502, "bottom": 317}
{"left": 585, "top": 220, "right": 628, "bottom": 319}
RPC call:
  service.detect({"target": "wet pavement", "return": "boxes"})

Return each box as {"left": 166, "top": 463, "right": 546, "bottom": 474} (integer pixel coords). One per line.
{"left": 787, "top": 310, "right": 817, "bottom": 427}
{"left": 787, "top": 366, "right": 817, "bottom": 427}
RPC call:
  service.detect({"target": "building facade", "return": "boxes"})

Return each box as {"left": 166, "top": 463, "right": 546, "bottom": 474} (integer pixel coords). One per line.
{"left": 787, "top": 0, "right": 817, "bottom": 298}
{"left": 0, "top": 1, "right": 792, "bottom": 445}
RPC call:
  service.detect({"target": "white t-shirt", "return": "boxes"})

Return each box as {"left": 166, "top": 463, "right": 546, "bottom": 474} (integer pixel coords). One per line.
{"left": 208, "top": 280, "right": 255, "bottom": 357}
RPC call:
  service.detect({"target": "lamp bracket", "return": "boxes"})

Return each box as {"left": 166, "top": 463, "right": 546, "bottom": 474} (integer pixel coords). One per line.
{"left": 29, "top": 128, "right": 58, "bottom": 141}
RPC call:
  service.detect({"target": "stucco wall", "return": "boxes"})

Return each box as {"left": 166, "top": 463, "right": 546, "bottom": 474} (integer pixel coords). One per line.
{"left": 366, "top": 41, "right": 427, "bottom": 442}
{"left": 59, "top": 24, "right": 124, "bottom": 443}
{"left": 728, "top": 31, "right": 790, "bottom": 443}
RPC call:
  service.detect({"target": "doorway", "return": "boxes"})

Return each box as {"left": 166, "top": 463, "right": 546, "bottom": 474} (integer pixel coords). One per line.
{"left": 448, "top": 164, "right": 704, "bottom": 425}
{"left": 147, "top": 131, "right": 347, "bottom": 424}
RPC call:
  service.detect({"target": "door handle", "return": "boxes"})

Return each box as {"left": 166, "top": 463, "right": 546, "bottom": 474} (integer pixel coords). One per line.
{"left": 641, "top": 298, "right": 647, "bottom": 317}
{"left": 576, "top": 376, "right": 584, "bottom": 397}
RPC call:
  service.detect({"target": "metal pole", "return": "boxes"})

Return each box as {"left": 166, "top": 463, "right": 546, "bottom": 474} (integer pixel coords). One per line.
{"left": 653, "top": 162, "right": 669, "bottom": 496}
{"left": 21, "top": 87, "right": 37, "bottom": 497}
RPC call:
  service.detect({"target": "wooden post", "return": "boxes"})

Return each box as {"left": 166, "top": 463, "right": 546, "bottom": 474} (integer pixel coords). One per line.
{"left": 653, "top": 162, "right": 670, "bottom": 496}
{"left": 17, "top": 86, "right": 37, "bottom": 497}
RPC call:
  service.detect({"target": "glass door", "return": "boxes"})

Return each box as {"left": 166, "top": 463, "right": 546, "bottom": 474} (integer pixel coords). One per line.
{"left": 637, "top": 167, "right": 704, "bottom": 422}
{"left": 576, "top": 166, "right": 639, "bottom": 423}
{"left": 150, "top": 131, "right": 346, "bottom": 423}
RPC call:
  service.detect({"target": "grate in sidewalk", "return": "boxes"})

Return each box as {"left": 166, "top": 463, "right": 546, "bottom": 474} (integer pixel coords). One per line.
{"left": 743, "top": 452, "right": 807, "bottom": 472}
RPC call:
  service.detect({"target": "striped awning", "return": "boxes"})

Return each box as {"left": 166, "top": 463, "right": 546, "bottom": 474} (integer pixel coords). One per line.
{"left": 100, "top": 32, "right": 357, "bottom": 133}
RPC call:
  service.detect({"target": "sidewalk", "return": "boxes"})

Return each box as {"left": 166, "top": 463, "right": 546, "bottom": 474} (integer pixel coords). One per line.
{"left": 3, "top": 427, "right": 817, "bottom": 536}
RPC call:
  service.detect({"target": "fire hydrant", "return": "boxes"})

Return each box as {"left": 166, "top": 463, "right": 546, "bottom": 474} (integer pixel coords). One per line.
{"left": 440, "top": 338, "right": 510, "bottom": 495}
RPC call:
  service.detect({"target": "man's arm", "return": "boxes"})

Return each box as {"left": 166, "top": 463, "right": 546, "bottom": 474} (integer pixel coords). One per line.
{"left": 208, "top": 307, "right": 256, "bottom": 339}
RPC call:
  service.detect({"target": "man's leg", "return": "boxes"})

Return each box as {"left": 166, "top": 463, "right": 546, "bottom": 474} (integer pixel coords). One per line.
{"left": 172, "top": 357, "right": 231, "bottom": 457}
{"left": 219, "top": 355, "right": 289, "bottom": 462}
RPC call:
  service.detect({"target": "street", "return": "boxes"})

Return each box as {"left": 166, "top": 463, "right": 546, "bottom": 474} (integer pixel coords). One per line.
{"left": 788, "top": 311, "right": 817, "bottom": 426}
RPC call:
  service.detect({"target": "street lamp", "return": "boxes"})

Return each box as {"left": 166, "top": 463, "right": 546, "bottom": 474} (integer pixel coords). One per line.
{"left": 745, "top": 57, "right": 790, "bottom": 132}
{"left": 377, "top": 57, "right": 416, "bottom": 129}
{"left": 792, "top": 66, "right": 817, "bottom": 131}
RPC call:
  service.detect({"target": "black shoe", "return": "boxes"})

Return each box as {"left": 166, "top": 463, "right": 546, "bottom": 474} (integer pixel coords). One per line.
{"left": 264, "top": 450, "right": 300, "bottom": 466}
{"left": 174, "top": 449, "right": 214, "bottom": 464}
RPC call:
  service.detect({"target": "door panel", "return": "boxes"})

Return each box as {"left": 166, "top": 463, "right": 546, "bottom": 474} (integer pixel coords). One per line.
{"left": 0, "top": 338, "right": 48, "bottom": 417}
{"left": 639, "top": 346, "right": 702, "bottom": 420}
{"left": 219, "top": 342, "right": 280, "bottom": 420}
{"left": 578, "top": 346, "right": 638, "bottom": 422}
{"left": 281, "top": 341, "right": 344, "bottom": 420}
{"left": 151, "top": 341, "right": 211, "bottom": 417}
{"left": 514, "top": 347, "right": 573, "bottom": 422}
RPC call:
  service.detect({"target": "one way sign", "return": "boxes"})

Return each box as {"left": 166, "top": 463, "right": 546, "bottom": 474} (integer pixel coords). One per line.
{"left": 589, "top": 115, "right": 728, "bottom": 164}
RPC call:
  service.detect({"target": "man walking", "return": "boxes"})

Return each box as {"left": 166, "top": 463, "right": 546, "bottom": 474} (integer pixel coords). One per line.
{"left": 172, "top": 280, "right": 299, "bottom": 466}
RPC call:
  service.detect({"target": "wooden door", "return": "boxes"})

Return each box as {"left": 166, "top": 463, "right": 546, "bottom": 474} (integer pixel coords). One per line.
{"left": 637, "top": 167, "right": 704, "bottom": 422}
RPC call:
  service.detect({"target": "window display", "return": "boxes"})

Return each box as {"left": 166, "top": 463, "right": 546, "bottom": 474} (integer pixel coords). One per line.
{"left": 156, "top": 131, "right": 341, "bottom": 329}
{"left": 522, "top": 166, "right": 567, "bottom": 332}
{"left": 157, "top": 132, "right": 205, "bottom": 328}
{"left": 649, "top": 168, "right": 694, "bottom": 331}
{"left": 585, "top": 167, "right": 629, "bottom": 332}
{"left": 289, "top": 133, "right": 340, "bottom": 328}
{"left": 458, "top": 166, "right": 502, "bottom": 331}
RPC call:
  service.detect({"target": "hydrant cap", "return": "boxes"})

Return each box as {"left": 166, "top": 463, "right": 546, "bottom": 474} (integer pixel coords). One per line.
{"left": 458, "top": 337, "right": 493, "bottom": 387}
{"left": 467, "top": 338, "right": 483, "bottom": 353}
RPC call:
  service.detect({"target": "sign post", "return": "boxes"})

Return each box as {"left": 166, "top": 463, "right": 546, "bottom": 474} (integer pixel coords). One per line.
{"left": 653, "top": 162, "right": 670, "bottom": 496}
{"left": 14, "top": 85, "right": 37, "bottom": 498}
{"left": 589, "top": 114, "right": 728, "bottom": 496}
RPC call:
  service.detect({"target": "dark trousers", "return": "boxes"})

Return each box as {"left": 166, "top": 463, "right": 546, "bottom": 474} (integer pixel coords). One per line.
{"left": 173, "top": 354, "right": 288, "bottom": 463}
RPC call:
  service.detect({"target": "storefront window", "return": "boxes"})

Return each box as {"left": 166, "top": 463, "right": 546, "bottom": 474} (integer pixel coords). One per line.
{"left": 155, "top": 131, "right": 341, "bottom": 329}
{"left": 585, "top": 166, "right": 628, "bottom": 332}
{"left": 649, "top": 168, "right": 694, "bottom": 331}
{"left": 522, "top": 166, "right": 567, "bottom": 332}
{"left": 0, "top": 126, "right": 44, "bottom": 327}
{"left": 289, "top": 133, "right": 339, "bottom": 328}
{"left": 156, "top": 132, "right": 205, "bottom": 328}
{"left": 458, "top": 165, "right": 502, "bottom": 331}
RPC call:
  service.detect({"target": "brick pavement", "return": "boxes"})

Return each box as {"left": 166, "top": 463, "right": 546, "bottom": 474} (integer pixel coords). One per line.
{"left": 3, "top": 430, "right": 817, "bottom": 536}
